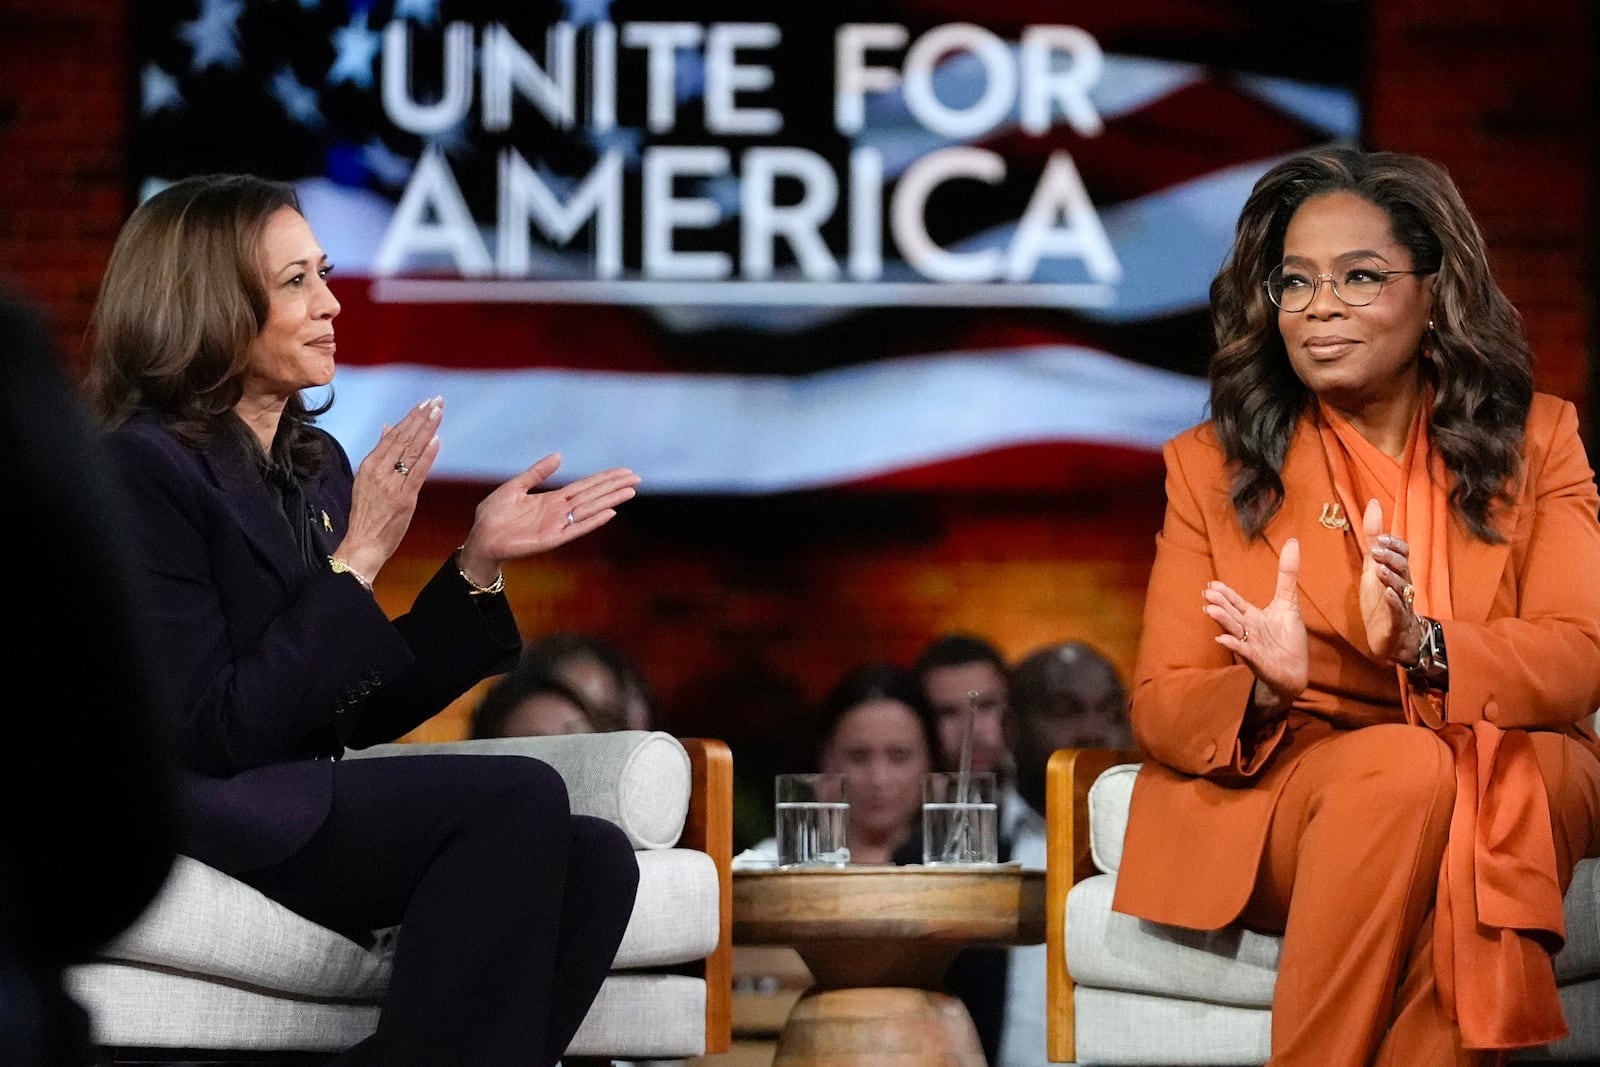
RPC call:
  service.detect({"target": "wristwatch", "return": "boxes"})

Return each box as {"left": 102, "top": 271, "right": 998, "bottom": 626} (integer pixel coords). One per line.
{"left": 1405, "top": 616, "right": 1449, "bottom": 692}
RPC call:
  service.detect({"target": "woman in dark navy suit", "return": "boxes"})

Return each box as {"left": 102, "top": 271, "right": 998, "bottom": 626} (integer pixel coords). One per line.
{"left": 87, "top": 173, "right": 643, "bottom": 1066}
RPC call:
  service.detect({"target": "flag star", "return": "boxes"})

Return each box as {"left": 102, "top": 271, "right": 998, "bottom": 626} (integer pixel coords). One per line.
{"left": 179, "top": 0, "right": 245, "bottom": 72}
{"left": 141, "top": 63, "right": 184, "bottom": 115}
{"left": 328, "top": 11, "right": 383, "bottom": 88}
{"left": 271, "top": 66, "right": 324, "bottom": 128}
{"left": 563, "top": 0, "right": 612, "bottom": 27}
{"left": 362, "top": 138, "right": 415, "bottom": 188}
{"left": 393, "top": 0, "right": 440, "bottom": 25}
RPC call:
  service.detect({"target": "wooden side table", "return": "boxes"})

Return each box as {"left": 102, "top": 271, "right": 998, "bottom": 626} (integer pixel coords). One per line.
{"left": 732, "top": 865, "right": 1045, "bottom": 1066}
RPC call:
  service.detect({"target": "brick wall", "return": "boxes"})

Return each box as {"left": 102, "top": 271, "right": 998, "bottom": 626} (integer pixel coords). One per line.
{"left": 2, "top": 1, "right": 1593, "bottom": 751}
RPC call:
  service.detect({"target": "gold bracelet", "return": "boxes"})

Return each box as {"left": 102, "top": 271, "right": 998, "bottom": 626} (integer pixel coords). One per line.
{"left": 327, "top": 556, "right": 373, "bottom": 592}
{"left": 454, "top": 546, "right": 505, "bottom": 596}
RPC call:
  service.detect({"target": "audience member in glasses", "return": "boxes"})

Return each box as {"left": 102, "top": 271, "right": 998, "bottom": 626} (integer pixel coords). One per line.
{"left": 1113, "top": 148, "right": 1600, "bottom": 1064}
{"left": 520, "top": 632, "right": 656, "bottom": 732}
{"left": 86, "top": 173, "right": 644, "bottom": 1067}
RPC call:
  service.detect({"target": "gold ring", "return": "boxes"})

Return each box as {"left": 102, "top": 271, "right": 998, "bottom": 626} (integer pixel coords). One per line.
{"left": 394, "top": 460, "right": 410, "bottom": 476}
{"left": 1402, "top": 584, "right": 1415, "bottom": 607}
{"left": 1241, "top": 628, "right": 1249, "bottom": 643}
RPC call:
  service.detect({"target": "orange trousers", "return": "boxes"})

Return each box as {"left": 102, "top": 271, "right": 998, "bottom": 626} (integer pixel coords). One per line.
{"left": 1239, "top": 723, "right": 1600, "bottom": 1067}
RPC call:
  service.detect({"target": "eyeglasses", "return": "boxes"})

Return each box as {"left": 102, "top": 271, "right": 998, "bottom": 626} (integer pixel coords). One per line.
{"left": 1264, "top": 260, "right": 1432, "bottom": 312}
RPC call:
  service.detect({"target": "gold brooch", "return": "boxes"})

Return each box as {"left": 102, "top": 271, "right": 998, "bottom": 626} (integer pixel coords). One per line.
{"left": 1318, "top": 503, "right": 1348, "bottom": 531}
{"left": 322, "top": 510, "right": 333, "bottom": 532}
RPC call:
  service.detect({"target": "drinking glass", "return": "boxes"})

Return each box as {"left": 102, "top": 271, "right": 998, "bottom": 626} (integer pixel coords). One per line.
{"left": 922, "top": 770, "right": 998, "bottom": 865}
{"left": 774, "top": 773, "right": 849, "bottom": 868}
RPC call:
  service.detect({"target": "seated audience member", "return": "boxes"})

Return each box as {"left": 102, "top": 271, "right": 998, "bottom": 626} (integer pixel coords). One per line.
{"left": 987, "top": 640, "right": 1131, "bottom": 1066}
{"left": 521, "top": 632, "right": 655, "bottom": 732}
{"left": 817, "top": 662, "right": 944, "bottom": 864}
{"left": 912, "top": 633, "right": 1013, "bottom": 781}
{"left": 1007, "top": 640, "right": 1134, "bottom": 820}
{"left": 752, "top": 662, "right": 941, "bottom": 865}
{"left": 907, "top": 633, "right": 1032, "bottom": 1062}
{"left": 471, "top": 668, "right": 604, "bottom": 738}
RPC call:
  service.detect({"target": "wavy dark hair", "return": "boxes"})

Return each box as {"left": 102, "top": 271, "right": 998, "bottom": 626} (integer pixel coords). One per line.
{"left": 85, "top": 173, "right": 332, "bottom": 472}
{"left": 1210, "top": 147, "right": 1530, "bottom": 542}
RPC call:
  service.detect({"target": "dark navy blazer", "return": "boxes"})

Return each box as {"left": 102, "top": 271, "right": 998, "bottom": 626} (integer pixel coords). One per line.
{"left": 101, "top": 413, "right": 521, "bottom": 874}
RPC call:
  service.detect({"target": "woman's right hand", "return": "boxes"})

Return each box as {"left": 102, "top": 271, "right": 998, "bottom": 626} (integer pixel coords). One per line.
{"left": 332, "top": 396, "right": 444, "bottom": 583}
{"left": 1202, "top": 537, "right": 1309, "bottom": 719}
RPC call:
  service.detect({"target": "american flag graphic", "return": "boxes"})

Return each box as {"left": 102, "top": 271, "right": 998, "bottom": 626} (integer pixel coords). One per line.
{"left": 134, "top": 0, "right": 1363, "bottom": 495}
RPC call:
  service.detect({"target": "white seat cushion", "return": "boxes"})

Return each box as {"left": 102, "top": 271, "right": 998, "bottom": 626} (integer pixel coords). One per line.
{"left": 1067, "top": 873, "right": 1278, "bottom": 1007}
{"left": 99, "top": 856, "right": 391, "bottom": 999}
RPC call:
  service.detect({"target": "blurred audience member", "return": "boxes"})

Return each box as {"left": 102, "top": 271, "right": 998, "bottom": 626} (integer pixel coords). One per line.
{"left": 471, "top": 668, "right": 603, "bottom": 739}
{"left": 521, "top": 633, "right": 655, "bottom": 732}
{"left": 1007, "top": 641, "right": 1133, "bottom": 817}
{"left": 816, "top": 662, "right": 943, "bottom": 864}
{"left": 750, "top": 662, "right": 940, "bottom": 865}
{"left": 912, "top": 633, "right": 1013, "bottom": 780}
{"left": 988, "top": 640, "right": 1131, "bottom": 1066}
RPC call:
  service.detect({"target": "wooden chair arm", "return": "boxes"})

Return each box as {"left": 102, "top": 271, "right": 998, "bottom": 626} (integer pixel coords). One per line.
{"left": 679, "top": 738, "right": 734, "bottom": 1054}
{"left": 1045, "top": 748, "right": 1139, "bottom": 1063}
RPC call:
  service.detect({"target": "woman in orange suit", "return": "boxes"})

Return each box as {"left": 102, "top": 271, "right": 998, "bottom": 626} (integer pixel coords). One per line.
{"left": 1113, "top": 147, "right": 1600, "bottom": 1066}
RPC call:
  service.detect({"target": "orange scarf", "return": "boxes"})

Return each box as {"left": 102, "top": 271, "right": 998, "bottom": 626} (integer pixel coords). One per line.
{"left": 1317, "top": 400, "right": 1568, "bottom": 1050}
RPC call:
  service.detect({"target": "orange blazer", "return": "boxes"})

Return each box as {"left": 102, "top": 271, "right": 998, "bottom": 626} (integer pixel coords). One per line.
{"left": 1114, "top": 393, "right": 1600, "bottom": 931}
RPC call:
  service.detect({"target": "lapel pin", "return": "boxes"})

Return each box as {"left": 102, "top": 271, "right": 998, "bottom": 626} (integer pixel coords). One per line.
{"left": 1318, "top": 503, "right": 1348, "bottom": 531}
{"left": 322, "top": 510, "right": 332, "bottom": 532}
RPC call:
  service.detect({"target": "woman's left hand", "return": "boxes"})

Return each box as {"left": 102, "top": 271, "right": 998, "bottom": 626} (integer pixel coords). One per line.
{"left": 1359, "top": 498, "right": 1423, "bottom": 664}
{"left": 457, "top": 453, "right": 641, "bottom": 585}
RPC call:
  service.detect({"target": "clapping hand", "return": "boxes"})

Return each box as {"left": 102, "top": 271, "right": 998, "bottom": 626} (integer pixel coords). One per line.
{"left": 1203, "top": 537, "right": 1309, "bottom": 717}
{"left": 1358, "top": 499, "right": 1423, "bottom": 665}
{"left": 456, "top": 453, "right": 641, "bottom": 586}
{"left": 335, "top": 396, "right": 444, "bottom": 583}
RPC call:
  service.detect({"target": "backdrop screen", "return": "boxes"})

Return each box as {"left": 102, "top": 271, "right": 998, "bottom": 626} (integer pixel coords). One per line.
{"left": 133, "top": 0, "right": 1363, "bottom": 495}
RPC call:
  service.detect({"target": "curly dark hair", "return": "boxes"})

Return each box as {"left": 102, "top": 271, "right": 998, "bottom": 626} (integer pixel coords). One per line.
{"left": 1209, "top": 147, "right": 1530, "bottom": 542}
{"left": 86, "top": 173, "right": 332, "bottom": 473}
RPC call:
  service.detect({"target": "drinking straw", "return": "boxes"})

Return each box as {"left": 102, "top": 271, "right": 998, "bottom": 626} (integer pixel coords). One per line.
{"left": 943, "top": 690, "right": 979, "bottom": 860}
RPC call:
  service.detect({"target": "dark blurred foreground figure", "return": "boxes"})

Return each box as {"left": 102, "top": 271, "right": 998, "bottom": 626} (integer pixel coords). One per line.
{"left": 0, "top": 290, "right": 178, "bottom": 1066}
{"left": 85, "top": 174, "right": 645, "bottom": 1066}
{"left": 1115, "top": 148, "right": 1600, "bottom": 1065}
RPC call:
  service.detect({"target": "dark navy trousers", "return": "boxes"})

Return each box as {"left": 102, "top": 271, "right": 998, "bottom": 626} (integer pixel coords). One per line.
{"left": 239, "top": 753, "right": 639, "bottom": 1066}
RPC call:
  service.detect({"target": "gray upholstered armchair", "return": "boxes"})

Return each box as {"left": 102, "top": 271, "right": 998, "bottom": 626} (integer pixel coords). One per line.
{"left": 71, "top": 731, "right": 733, "bottom": 1064}
{"left": 1045, "top": 749, "right": 1600, "bottom": 1064}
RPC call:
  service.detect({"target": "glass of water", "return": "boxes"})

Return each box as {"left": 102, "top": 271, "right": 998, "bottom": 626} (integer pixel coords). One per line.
{"left": 922, "top": 770, "right": 998, "bottom": 865}
{"left": 775, "top": 773, "right": 850, "bottom": 868}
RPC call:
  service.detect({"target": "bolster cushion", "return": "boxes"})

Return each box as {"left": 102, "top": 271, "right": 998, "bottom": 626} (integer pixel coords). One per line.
{"left": 346, "top": 729, "right": 692, "bottom": 850}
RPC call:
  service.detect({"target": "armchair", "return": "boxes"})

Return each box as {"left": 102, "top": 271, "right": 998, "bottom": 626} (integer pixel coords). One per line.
{"left": 1045, "top": 749, "right": 1600, "bottom": 1064}
{"left": 70, "top": 731, "right": 733, "bottom": 1064}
